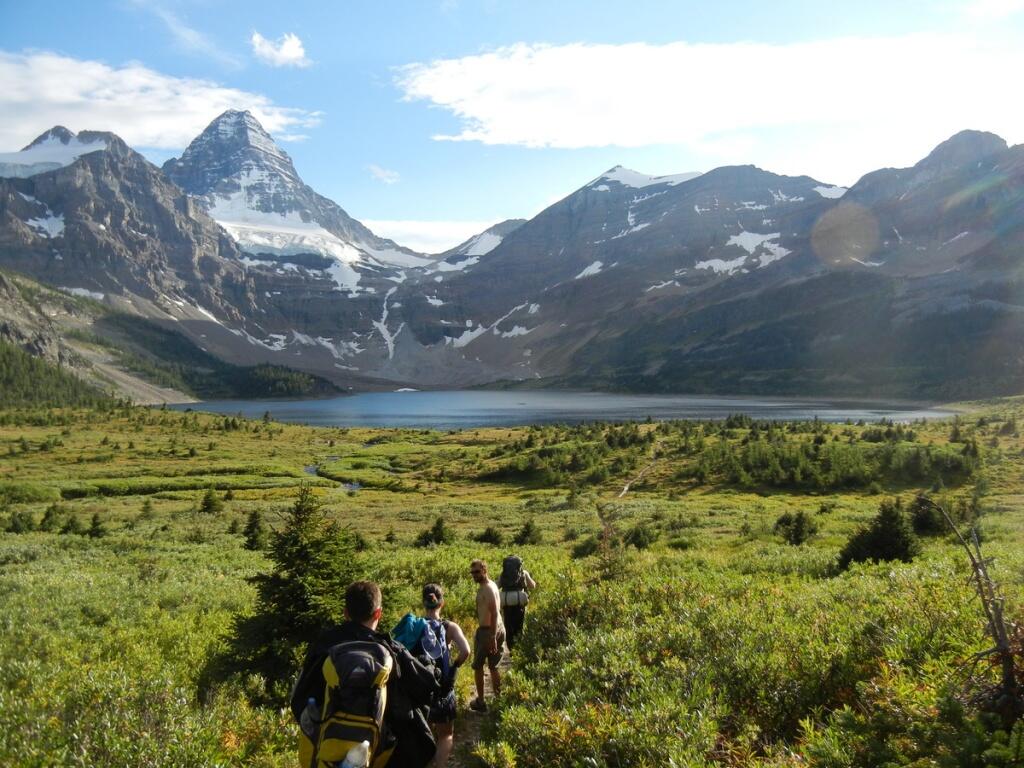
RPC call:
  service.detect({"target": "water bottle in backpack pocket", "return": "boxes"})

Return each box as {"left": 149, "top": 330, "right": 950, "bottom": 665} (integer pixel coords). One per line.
{"left": 340, "top": 739, "right": 371, "bottom": 768}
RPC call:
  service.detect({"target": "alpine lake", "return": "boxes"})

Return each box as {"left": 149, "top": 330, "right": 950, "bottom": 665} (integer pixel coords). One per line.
{"left": 172, "top": 389, "right": 951, "bottom": 428}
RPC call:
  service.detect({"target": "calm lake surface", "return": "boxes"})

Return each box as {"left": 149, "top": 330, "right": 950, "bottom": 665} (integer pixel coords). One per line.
{"left": 174, "top": 391, "right": 951, "bottom": 429}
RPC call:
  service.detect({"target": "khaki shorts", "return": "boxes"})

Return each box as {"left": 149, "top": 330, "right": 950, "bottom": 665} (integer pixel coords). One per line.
{"left": 472, "top": 626, "right": 505, "bottom": 670}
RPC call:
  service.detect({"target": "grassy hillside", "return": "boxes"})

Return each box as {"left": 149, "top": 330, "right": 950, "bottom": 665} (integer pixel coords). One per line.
{"left": 0, "top": 402, "right": 1021, "bottom": 765}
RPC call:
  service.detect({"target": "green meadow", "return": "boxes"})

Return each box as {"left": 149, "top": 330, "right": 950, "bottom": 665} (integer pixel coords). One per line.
{"left": 0, "top": 401, "right": 1022, "bottom": 766}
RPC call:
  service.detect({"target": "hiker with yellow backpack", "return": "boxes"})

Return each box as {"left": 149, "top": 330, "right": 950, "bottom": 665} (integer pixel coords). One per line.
{"left": 290, "top": 581, "right": 441, "bottom": 768}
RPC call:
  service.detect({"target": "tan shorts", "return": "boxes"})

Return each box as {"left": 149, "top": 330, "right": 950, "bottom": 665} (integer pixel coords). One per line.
{"left": 472, "top": 626, "right": 505, "bottom": 670}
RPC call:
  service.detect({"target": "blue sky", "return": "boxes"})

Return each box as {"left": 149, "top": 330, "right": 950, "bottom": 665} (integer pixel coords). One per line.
{"left": 2, "top": 0, "right": 1024, "bottom": 251}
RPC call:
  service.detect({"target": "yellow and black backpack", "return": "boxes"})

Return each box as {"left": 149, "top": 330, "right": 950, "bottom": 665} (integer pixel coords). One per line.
{"left": 297, "top": 640, "right": 395, "bottom": 768}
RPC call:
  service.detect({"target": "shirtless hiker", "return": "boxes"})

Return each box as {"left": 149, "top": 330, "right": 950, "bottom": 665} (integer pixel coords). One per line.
{"left": 469, "top": 559, "right": 505, "bottom": 712}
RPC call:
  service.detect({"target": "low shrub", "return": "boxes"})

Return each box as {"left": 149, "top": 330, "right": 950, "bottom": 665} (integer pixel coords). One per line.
{"left": 774, "top": 510, "right": 818, "bottom": 545}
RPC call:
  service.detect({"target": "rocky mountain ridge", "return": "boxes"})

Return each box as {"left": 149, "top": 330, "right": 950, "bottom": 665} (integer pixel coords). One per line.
{"left": 1, "top": 115, "right": 1023, "bottom": 400}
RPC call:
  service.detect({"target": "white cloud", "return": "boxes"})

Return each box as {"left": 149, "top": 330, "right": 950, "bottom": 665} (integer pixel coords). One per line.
{"left": 250, "top": 32, "right": 312, "bottom": 68}
{"left": 368, "top": 164, "right": 401, "bottom": 184}
{"left": 363, "top": 219, "right": 498, "bottom": 254}
{"left": 148, "top": 4, "right": 242, "bottom": 69}
{"left": 0, "top": 51, "right": 320, "bottom": 151}
{"left": 397, "top": 35, "right": 1024, "bottom": 185}
{"left": 126, "top": 0, "right": 241, "bottom": 69}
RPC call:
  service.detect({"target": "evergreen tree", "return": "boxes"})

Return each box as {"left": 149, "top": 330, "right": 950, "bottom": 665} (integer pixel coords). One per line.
{"left": 623, "top": 521, "right": 658, "bottom": 549}
{"left": 219, "top": 487, "right": 360, "bottom": 702}
{"left": 60, "top": 514, "right": 85, "bottom": 535}
{"left": 199, "top": 487, "right": 224, "bottom": 515}
{"left": 910, "top": 495, "right": 946, "bottom": 536}
{"left": 774, "top": 511, "right": 819, "bottom": 545}
{"left": 243, "top": 509, "right": 268, "bottom": 550}
{"left": 838, "top": 498, "right": 921, "bottom": 570}
{"left": 6, "top": 509, "right": 36, "bottom": 534}
{"left": 87, "top": 513, "right": 107, "bottom": 539}
{"left": 513, "top": 518, "right": 543, "bottom": 546}
{"left": 38, "top": 503, "right": 64, "bottom": 532}
{"left": 415, "top": 516, "right": 456, "bottom": 547}
{"left": 474, "top": 526, "right": 505, "bottom": 546}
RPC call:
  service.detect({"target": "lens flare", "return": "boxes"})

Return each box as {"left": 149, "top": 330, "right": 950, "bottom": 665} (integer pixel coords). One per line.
{"left": 811, "top": 203, "right": 881, "bottom": 267}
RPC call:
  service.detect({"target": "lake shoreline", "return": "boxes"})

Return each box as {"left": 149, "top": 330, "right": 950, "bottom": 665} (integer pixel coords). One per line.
{"left": 170, "top": 390, "right": 954, "bottom": 430}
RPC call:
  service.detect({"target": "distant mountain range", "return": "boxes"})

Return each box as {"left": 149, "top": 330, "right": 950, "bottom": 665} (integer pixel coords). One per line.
{"left": 2, "top": 110, "right": 1023, "bottom": 401}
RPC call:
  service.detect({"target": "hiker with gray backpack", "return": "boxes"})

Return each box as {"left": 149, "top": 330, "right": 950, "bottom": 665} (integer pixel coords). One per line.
{"left": 497, "top": 555, "right": 536, "bottom": 650}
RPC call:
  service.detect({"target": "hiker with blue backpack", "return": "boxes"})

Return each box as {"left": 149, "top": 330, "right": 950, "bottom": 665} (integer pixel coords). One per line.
{"left": 392, "top": 584, "right": 470, "bottom": 767}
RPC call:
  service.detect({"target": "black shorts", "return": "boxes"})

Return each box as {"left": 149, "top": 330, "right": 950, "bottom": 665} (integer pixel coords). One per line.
{"left": 428, "top": 689, "right": 457, "bottom": 724}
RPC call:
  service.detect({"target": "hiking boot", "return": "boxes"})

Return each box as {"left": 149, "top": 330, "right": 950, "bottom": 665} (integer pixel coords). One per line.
{"left": 468, "top": 697, "right": 488, "bottom": 713}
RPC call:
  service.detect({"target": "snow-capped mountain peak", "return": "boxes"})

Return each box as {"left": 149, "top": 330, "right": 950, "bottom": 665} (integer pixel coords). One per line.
{"left": 164, "top": 110, "right": 431, "bottom": 281}
{"left": 591, "top": 165, "right": 703, "bottom": 190}
{"left": 0, "top": 127, "right": 110, "bottom": 179}
{"left": 210, "top": 110, "right": 290, "bottom": 162}
{"left": 164, "top": 109, "right": 302, "bottom": 209}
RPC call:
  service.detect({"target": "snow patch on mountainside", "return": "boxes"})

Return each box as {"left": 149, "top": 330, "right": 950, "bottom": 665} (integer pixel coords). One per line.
{"left": 435, "top": 256, "right": 480, "bottom": 272}
{"left": 373, "top": 287, "right": 404, "bottom": 359}
{"left": 770, "top": 189, "right": 804, "bottom": 203}
{"left": 60, "top": 287, "right": 104, "bottom": 301}
{"left": 357, "top": 241, "right": 433, "bottom": 268}
{"left": 325, "top": 259, "right": 365, "bottom": 294}
{"left": 26, "top": 211, "right": 64, "bottom": 238}
{"left": 575, "top": 261, "right": 604, "bottom": 279}
{"left": 814, "top": 185, "right": 847, "bottom": 199}
{"left": 449, "top": 324, "right": 489, "bottom": 348}
{"left": 695, "top": 255, "right": 749, "bottom": 275}
{"left": 728, "top": 231, "right": 781, "bottom": 255}
{"left": 611, "top": 222, "right": 651, "bottom": 239}
{"left": 228, "top": 327, "right": 284, "bottom": 351}
{"left": 496, "top": 325, "right": 532, "bottom": 338}
{"left": 698, "top": 230, "right": 791, "bottom": 274}
{"left": 462, "top": 232, "right": 503, "bottom": 256}
{"left": 448, "top": 302, "right": 533, "bottom": 348}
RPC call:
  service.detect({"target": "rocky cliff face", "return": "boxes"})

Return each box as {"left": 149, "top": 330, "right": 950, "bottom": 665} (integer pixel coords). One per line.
{"left": 0, "top": 127, "right": 257, "bottom": 324}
